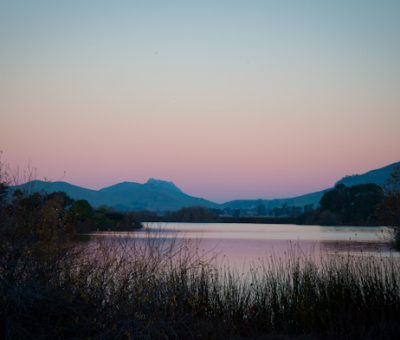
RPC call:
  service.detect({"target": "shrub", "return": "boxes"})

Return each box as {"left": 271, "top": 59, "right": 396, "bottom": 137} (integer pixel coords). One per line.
{"left": 1, "top": 229, "right": 400, "bottom": 339}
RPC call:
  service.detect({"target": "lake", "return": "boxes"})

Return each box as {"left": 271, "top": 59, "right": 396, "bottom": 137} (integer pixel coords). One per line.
{"left": 92, "top": 223, "right": 398, "bottom": 271}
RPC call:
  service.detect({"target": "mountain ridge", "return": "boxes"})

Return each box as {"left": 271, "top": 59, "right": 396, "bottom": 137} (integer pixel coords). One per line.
{"left": 337, "top": 162, "right": 400, "bottom": 187}
{"left": 10, "top": 162, "right": 399, "bottom": 212}
{"left": 12, "top": 178, "right": 217, "bottom": 212}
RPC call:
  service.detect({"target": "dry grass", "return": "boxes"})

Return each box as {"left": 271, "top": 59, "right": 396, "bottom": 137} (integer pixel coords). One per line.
{"left": 2, "top": 230, "right": 400, "bottom": 339}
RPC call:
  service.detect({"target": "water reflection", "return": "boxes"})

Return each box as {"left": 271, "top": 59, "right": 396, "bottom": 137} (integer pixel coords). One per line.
{"left": 320, "top": 239, "right": 391, "bottom": 253}
{"left": 90, "top": 223, "right": 398, "bottom": 271}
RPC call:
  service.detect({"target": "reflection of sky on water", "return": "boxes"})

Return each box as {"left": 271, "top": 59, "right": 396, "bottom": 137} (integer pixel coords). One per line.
{"left": 91, "top": 223, "right": 398, "bottom": 271}
{"left": 320, "top": 240, "right": 391, "bottom": 253}
{"left": 141, "top": 223, "right": 390, "bottom": 241}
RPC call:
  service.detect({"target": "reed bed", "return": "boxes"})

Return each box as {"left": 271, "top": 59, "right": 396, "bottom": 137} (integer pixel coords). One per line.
{"left": 1, "top": 233, "right": 400, "bottom": 339}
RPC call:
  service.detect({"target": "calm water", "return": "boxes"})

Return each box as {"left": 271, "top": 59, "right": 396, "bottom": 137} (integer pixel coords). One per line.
{"left": 93, "top": 223, "right": 397, "bottom": 270}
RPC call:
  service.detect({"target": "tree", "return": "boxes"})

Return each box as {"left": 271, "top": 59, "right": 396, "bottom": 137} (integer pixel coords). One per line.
{"left": 0, "top": 153, "right": 9, "bottom": 211}
{"left": 167, "top": 206, "right": 218, "bottom": 222}
{"left": 0, "top": 182, "right": 7, "bottom": 210}
{"left": 377, "top": 166, "right": 400, "bottom": 249}
{"left": 318, "top": 183, "right": 384, "bottom": 225}
{"left": 256, "top": 203, "right": 267, "bottom": 216}
{"left": 318, "top": 210, "right": 340, "bottom": 226}
{"left": 67, "top": 199, "right": 94, "bottom": 233}
{"left": 69, "top": 199, "right": 94, "bottom": 221}
{"left": 47, "top": 191, "right": 74, "bottom": 208}
{"left": 386, "top": 165, "right": 400, "bottom": 194}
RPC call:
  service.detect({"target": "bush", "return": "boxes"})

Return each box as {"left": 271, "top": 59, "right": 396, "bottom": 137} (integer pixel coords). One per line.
{"left": 1, "top": 160, "right": 399, "bottom": 338}
{"left": 2, "top": 228, "right": 400, "bottom": 339}
{"left": 377, "top": 166, "right": 400, "bottom": 250}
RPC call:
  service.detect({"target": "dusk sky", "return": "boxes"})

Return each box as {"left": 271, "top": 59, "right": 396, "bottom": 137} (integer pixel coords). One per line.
{"left": 1, "top": 0, "right": 400, "bottom": 202}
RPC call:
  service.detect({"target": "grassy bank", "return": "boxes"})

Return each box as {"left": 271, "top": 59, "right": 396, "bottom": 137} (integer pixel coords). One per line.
{"left": 1, "top": 233, "right": 400, "bottom": 339}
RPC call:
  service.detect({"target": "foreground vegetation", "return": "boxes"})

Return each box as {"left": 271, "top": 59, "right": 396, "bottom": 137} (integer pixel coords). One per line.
{"left": 1, "top": 187, "right": 400, "bottom": 338}
{"left": 1, "top": 160, "right": 399, "bottom": 339}
{"left": 1, "top": 227, "right": 400, "bottom": 339}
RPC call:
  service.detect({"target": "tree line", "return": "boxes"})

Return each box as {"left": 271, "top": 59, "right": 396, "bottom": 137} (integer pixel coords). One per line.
{"left": 0, "top": 186, "right": 142, "bottom": 244}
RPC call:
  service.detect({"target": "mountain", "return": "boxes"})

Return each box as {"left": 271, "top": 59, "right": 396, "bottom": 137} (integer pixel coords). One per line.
{"left": 99, "top": 181, "right": 141, "bottom": 193}
{"left": 144, "top": 178, "right": 183, "bottom": 193}
{"left": 337, "top": 162, "right": 400, "bottom": 188}
{"left": 10, "top": 161, "right": 399, "bottom": 212}
{"left": 12, "top": 179, "right": 217, "bottom": 212}
{"left": 222, "top": 190, "right": 327, "bottom": 210}
{"left": 223, "top": 162, "right": 400, "bottom": 210}
{"left": 13, "top": 180, "right": 102, "bottom": 203}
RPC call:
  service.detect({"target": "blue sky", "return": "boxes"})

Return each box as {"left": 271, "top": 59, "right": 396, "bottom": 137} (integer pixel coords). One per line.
{"left": 1, "top": 0, "right": 400, "bottom": 201}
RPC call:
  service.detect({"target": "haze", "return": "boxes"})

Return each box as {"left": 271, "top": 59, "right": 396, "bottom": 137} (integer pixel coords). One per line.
{"left": 1, "top": 0, "right": 400, "bottom": 202}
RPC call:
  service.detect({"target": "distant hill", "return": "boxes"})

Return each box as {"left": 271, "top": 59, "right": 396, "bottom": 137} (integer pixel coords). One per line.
{"left": 10, "top": 161, "right": 399, "bottom": 212}
{"left": 337, "top": 162, "right": 400, "bottom": 188}
{"left": 223, "top": 162, "right": 400, "bottom": 210}
{"left": 222, "top": 190, "right": 327, "bottom": 210}
{"left": 11, "top": 179, "right": 218, "bottom": 212}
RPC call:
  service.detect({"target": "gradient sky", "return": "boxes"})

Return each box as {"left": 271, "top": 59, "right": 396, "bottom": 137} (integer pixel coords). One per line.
{"left": 1, "top": 0, "right": 400, "bottom": 202}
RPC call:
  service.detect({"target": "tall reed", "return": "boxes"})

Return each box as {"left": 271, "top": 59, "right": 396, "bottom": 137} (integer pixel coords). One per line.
{"left": 1, "top": 232, "right": 400, "bottom": 339}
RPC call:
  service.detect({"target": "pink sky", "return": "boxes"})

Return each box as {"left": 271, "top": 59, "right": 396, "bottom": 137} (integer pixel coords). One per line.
{"left": 1, "top": 1, "right": 400, "bottom": 202}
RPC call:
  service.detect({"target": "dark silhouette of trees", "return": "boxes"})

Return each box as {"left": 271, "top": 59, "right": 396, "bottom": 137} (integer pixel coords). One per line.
{"left": 166, "top": 206, "right": 218, "bottom": 222}
{"left": 67, "top": 199, "right": 95, "bottom": 233}
{"left": 0, "top": 183, "right": 7, "bottom": 208}
{"left": 256, "top": 203, "right": 268, "bottom": 216}
{"left": 377, "top": 166, "right": 400, "bottom": 249}
{"left": 306, "top": 183, "right": 384, "bottom": 226}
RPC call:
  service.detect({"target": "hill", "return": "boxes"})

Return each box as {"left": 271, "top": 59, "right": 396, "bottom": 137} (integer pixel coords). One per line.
{"left": 12, "top": 179, "right": 217, "bottom": 212}
{"left": 222, "top": 190, "right": 327, "bottom": 210}
{"left": 337, "top": 162, "right": 400, "bottom": 188}
{"left": 223, "top": 162, "right": 399, "bottom": 210}
{"left": 10, "top": 161, "right": 399, "bottom": 212}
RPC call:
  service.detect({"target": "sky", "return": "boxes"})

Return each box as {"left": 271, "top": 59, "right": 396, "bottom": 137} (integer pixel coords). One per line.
{"left": 1, "top": 0, "right": 400, "bottom": 202}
